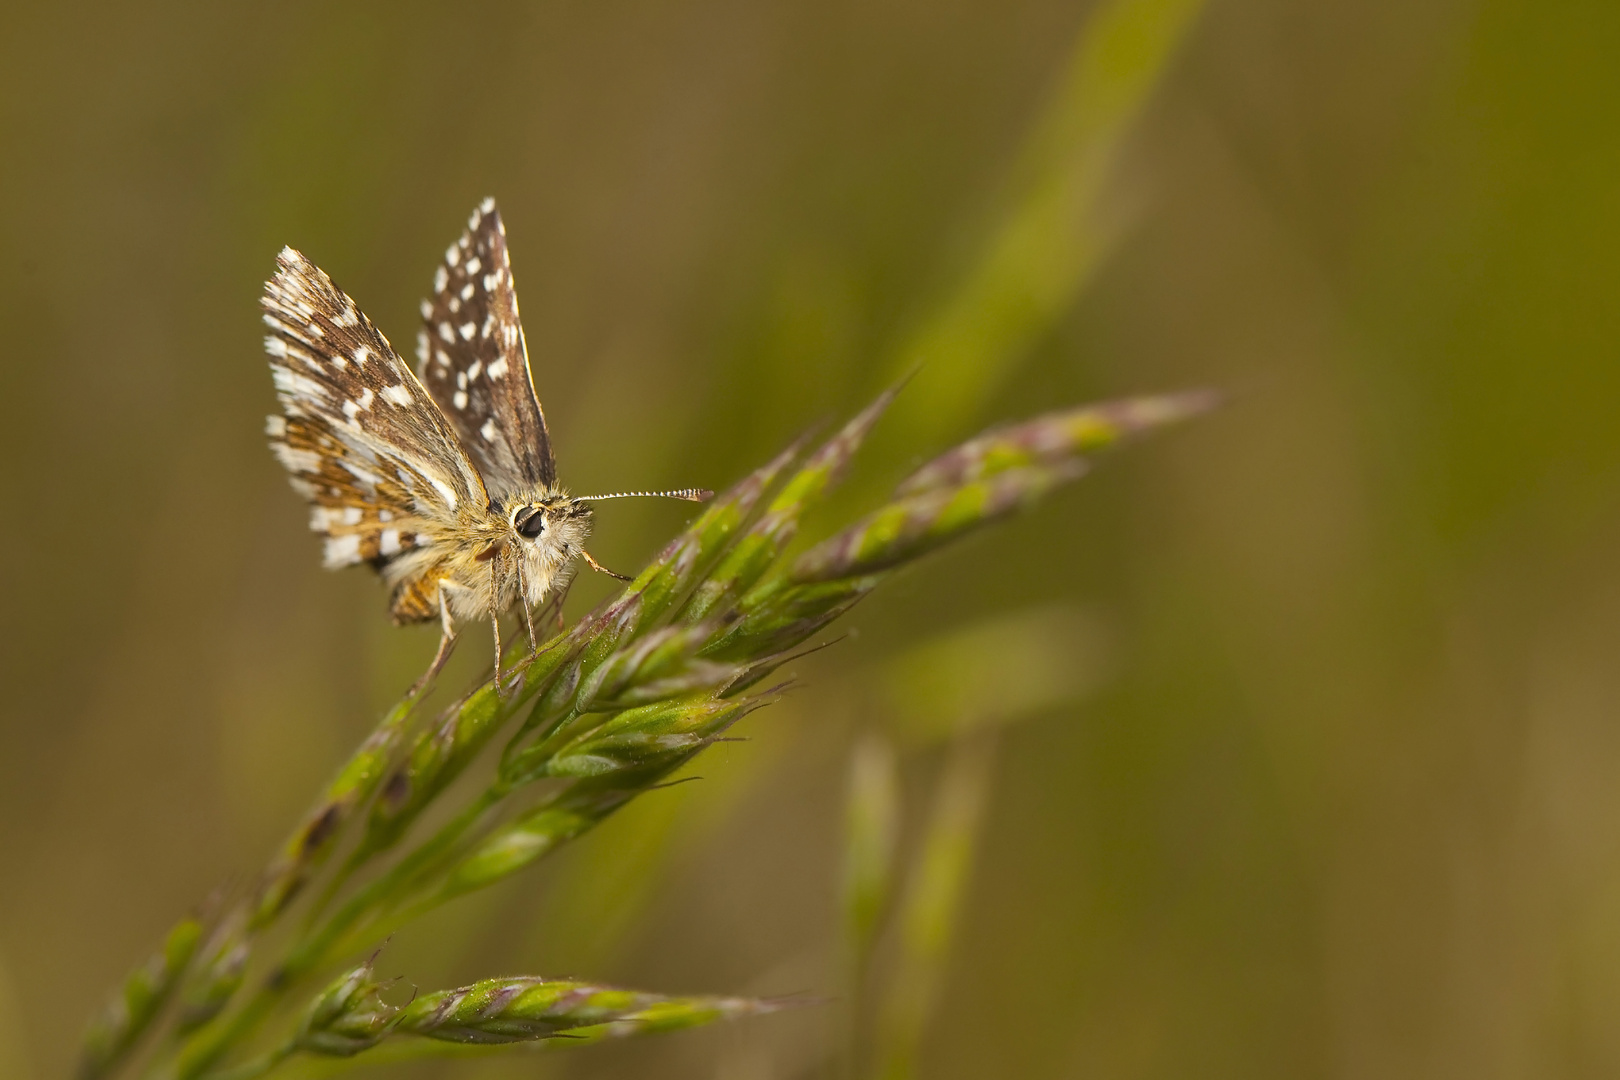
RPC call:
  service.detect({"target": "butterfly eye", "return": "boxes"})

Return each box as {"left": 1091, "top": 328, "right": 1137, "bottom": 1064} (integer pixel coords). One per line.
{"left": 515, "top": 507, "right": 546, "bottom": 539}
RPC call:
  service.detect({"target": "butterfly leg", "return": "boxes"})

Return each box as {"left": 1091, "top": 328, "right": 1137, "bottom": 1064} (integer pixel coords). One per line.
{"left": 489, "top": 557, "right": 506, "bottom": 691}
{"left": 579, "top": 549, "right": 632, "bottom": 581}
{"left": 546, "top": 568, "right": 577, "bottom": 633}
{"left": 513, "top": 552, "right": 538, "bottom": 654}
{"left": 407, "top": 587, "right": 460, "bottom": 698}
{"left": 551, "top": 575, "right": 574, "bottom": 633}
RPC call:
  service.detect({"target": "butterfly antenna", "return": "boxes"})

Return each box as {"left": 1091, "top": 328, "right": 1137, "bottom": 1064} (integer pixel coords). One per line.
{"left": 576, "top": 488, "right": 713, "bottom": 502}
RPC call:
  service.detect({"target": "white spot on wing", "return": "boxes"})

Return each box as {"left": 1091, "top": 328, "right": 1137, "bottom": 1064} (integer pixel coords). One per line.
{"left": 420, "top": 299, "right": 433, "bottom": 319}
{"left": 265, "top": 336, "right": 288, "bottom": 358}
{"left": 460, "top": 283, "right": 474, "bottom": 301}
{"left": 324, "top": 534, "right": 363, "bottom": 567}
{"left": 446, "top": 243, "right": 461, "bottom": 267}
{"left": 459, "top": 322, "right": 475, "bottom": 340}
{"left": 486, "top": 358, "right": 508, "bottom": 378}
{"left": 438, "top": 322, "right": 455, "bottom": 343}
{"left": 275, "top": 445, "right": 322, "bottom": 474}
{"left": 480, "top": 418, "right": 498, "bottom": 442}
{"left": 342, "top": 506, "right": 364, "bottom": 525}
{"left": 271, "top": 365, "right": 327, "bottom": 402}
{"left": 263, "top": 313, "right": 313, "bottom": 345}
{"left": 434, "top": 266, "right": 448, "bottom": 294}
{"left": 343, "top": 460, "right": 383, "bottom": 486}
{"left": 352, "top": 345, "right": 370, "bottom": 366}
{"left": 453, "top": 390, "right": 468, "bottom": 410}
{"left": 379, "top": 529, "right": 402, "bottom": 556}
{"left": 357, "top": 387, "right": 375, "bottom": 410}
{"left": 265, "top": 415, "right": 287, "bottom": 437}
{"left": 467, "top": 360, "right": 482, "bottom": 381}
{"left": 382, "top": 384, "right": 413, "bottom": 406}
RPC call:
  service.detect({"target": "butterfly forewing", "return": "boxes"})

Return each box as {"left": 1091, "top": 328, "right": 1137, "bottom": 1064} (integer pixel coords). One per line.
{"left": 416, "top": 198, "right": 556, "bottom": 494}
{"left": 263, "top": 247, "right": 488, "bottom": 580}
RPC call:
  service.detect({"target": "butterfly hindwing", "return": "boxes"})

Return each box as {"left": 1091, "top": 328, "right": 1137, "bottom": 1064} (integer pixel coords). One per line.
{"left": 263, "top": 247, "right": 488, "bottom": 584}
{"left": 416, "top": 198, "right": 557, "bottom": 494}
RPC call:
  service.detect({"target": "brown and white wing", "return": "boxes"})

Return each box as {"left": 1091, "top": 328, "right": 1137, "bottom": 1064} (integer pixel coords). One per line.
{"left": 263, "top": 246, "right": 488, "bottom": 594}
{"left": 416, "top": 198, "right": 556, "bottom": 494}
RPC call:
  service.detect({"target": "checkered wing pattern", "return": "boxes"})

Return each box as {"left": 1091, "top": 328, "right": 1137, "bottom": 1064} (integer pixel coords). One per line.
{"left": 416, "top": 198, "right": 556, "bottom": 495}
{"left": 263, "top": 246, "right": 488, "bottom": 586}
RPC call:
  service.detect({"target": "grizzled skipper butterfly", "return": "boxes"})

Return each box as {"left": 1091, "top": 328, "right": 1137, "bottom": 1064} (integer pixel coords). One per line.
{"left": 263, "top": 199, "right": 708, "bottom": 691}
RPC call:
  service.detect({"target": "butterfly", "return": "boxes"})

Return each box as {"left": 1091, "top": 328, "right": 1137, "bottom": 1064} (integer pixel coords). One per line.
{"left": 263, "top": 198, "right": 709, "bottom": 690}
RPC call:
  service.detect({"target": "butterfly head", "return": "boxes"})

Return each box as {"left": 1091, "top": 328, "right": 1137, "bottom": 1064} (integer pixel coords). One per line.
{"left": 491, "top": 485, "right": 711, "bottom": 598}
{"left": 506, "top": 494, "right": 593, "bottom": 557}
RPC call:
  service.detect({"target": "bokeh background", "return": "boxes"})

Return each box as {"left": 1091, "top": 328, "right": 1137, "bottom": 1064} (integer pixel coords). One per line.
{"left": 4, "top": 0, "right": 1620, "bottom": 1077}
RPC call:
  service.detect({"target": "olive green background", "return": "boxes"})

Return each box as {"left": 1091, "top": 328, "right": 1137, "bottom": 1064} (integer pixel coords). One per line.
{"left": 4, "top": 0, "right": 1620, "bottom": 1077}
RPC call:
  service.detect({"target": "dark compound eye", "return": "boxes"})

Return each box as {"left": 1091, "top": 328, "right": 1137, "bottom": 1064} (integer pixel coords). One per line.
{"left": 515, "top": 506, "right": 546, "bottom": 539}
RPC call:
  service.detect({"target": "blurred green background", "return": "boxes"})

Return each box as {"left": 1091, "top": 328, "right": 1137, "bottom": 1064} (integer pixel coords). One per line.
{"left": 4, "top": 0, "right": 1620, "bottom": 1077}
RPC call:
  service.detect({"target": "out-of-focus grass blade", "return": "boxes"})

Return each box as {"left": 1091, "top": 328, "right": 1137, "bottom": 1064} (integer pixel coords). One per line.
{"left": 887, "top": 0, "right": 1209, "bottom": 440}
{"left": 876, "top": 604, "right": 1112, "bottom": 746}
{"left": 843, "top": 733, "right": 902, "bottom": 970}
{"left": 869, "top": 732, "right": 999, "bottom": 1080}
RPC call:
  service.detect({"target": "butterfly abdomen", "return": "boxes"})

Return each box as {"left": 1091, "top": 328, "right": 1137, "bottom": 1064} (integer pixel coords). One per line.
{"left": 388, "top": 566, "right": 447, "bottom": 625}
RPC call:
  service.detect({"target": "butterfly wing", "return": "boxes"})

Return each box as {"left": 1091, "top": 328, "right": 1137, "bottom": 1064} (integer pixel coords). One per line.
{"left": 416, "top": 198, "right": 557, "bottom": 494}
{"left": 263, "top": 247, "right": 489, "bottom": 619}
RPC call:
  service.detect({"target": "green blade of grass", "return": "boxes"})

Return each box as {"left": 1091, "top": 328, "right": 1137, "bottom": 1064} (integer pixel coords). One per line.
{"left": 886, "top": 0, "right": 1209, "bottom": 439}
{"left": 869, "top": 732, "right": 999, "bottom": 1080}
